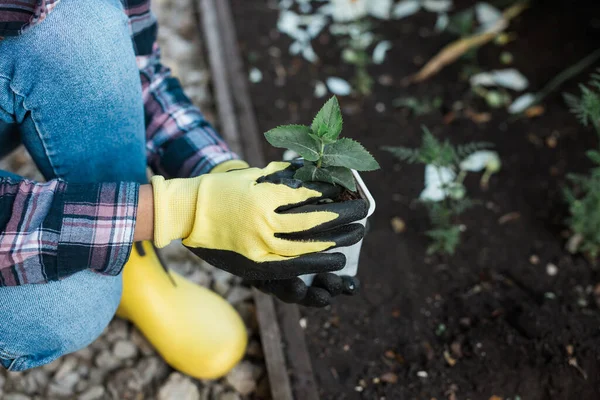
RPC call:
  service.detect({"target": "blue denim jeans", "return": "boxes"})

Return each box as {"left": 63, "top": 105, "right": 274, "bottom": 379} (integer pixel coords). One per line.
{"left": 0, "top": 0, "right": 147, "bottom": 370}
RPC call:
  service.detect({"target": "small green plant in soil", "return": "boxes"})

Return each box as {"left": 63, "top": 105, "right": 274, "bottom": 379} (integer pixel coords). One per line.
{"left": 563, "top": 70, "right": 600, "bottom": 259}
{"left": 393, "top": 96, "right": 443, "bottom": 116}
{"left": 264, "top": 96, "right": 379, "bottom": 192}
{"left": 339, "top": 21, "right": 376, "bottom": 96}
{"left": 383, "top": 127, "right": 498, "bottom": 255}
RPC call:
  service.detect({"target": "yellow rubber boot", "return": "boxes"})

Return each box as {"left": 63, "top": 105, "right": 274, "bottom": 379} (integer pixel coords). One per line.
{"left": 116, "top": 241, "right": 248, "bottom": 379}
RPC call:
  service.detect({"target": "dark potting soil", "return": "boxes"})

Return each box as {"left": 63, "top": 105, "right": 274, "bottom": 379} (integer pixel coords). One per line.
{"left": 230, "top": 0, "right": 600, "bottom": 398}
{"left": 338, "top": 189, "right": 360, "bottom": 203}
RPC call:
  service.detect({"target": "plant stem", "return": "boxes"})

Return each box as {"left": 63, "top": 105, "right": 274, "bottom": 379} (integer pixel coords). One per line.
{"left": 435, "top": 165, "right": 453, "bottom": 223}
{"left": 316, "top": 141, "right": 325, "bottom": 169}
{"left": 518, "top": 48, "right": 600, "bottom": 118}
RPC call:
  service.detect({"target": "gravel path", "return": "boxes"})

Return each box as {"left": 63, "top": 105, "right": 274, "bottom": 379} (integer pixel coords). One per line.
{"left": 0, "top": 1, "right": 268, "bottom": 398}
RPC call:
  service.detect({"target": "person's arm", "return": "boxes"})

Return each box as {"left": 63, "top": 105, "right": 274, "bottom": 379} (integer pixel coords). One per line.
{"left": 138, "top": 40, "right": 243, "bottom": 178}
{"left": 0, "top": 177, "right": 140, "bottom": 286}
{"left": 134, "top": 184, "right": 154, "bottom": 241}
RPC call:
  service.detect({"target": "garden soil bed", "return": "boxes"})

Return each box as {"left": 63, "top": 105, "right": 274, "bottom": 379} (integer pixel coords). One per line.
{"left": 231, "top": 0, "right": 600, "bottom": 398}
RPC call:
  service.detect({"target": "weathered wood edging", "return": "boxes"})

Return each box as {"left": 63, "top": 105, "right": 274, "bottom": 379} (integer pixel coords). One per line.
{"left": 197, "top": 0, "right": 320, "bottom": 398}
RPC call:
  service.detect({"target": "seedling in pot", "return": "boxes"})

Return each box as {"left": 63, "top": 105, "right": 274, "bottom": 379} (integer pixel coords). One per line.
{"left": 264, "top": 96, "right": 379, "bottom": 285}
{"left": 264, "top": 96, "right": 380, "bottom": 192}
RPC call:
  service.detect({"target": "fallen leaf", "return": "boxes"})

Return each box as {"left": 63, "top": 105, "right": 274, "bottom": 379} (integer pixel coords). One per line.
{"left": 489, "top": 396, "right": 503, "bottom": 400}
{"left": 443, "top": 350, "right": 457, "bottom": 366}
{"left": 443, "top": 111, "right": 456, "bottom": 124}
{"left": 566, "top": 233, "right": 583, "bottom": 254}
{"left": 404, "top": 2, "right": 528, "bottom": 84}
{"left": 525, "top": 105, "right": 545, "bottom": 118}
{"left": 404, "top": 30, "right": 499, "bottom": 84}
{"left": 384, "top": 350, "right": 396, "bottom": 359}
{"left": 380, "top": 372, "right": 398, "bottom": 384}
{"left": 529, "top": 254, "right": 540, "bottom": 265}
{"left": 566, "top": 344, "right": 574, "bottom": 356}
{"left": 498, "top": 212, "right": 520, "bottom": 224}
{"left": 391, "top": 217, "right": 406, "bottom": 233}
{"left": 450, "top": 341, "right": 463, "bottom": 358}
{"left": 464, "top": 108, "right": 492, "bottom": 123}
{"left": 546, "top": 136, "right": 557, "bottom": 148}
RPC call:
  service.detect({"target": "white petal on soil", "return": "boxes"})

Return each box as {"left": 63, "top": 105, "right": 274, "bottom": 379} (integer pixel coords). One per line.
{"left": 330, "top": 0, "right": 368, "bottom": 22}
{"left": 475, "top": 2, "right": 505, "bottom": 33}
{"left": 302, "top": 44, "right": 319, "bottom": 63}
{"left": 459, "top": 150, "right": 500, "bottom": 172}
{"left": 508, "top": 93, "right": 536, "bottom": 114}
{"left": 420, "top": 185, "right": 446, "bottom": 202}
{"left": 278, "top": 11, "right": 308, "bottom": 42}
{"left": 392, "top": 0, "right": 420, "bottom": 19}
{"left": 475, "top": 2, "right": 503, "bottom": 26}
{"left": 422, "top": 0, "right": 453, "bottom": 13}
{"left": 470, "top": 69, "right": 529, "bottom": 91}
{"left": 372, "top": 40, "right": 393, "bottom": 64}
{"left": 469, "top": 72, "right": 496, "bottom": 87}
{"left": 367, "top": 0, "right": 393, "bottom": 20}
{"left": 249, "top": 68, "right": 263, "bottom": 83}
{"left": 435, "top": 12, "right": 450, "bottom": 31}
{"left": 326, "top": 77, "right": 352, "bottom": 96}
{"left": 314, "top": 81, "right": 328, "bottom": 98}
{"left": 306, "top": 15, "right": 328, "bottom": 38}
{"left": 279, "top": 0, "right": 293, "bottom": 10}
{"left": 492, "top": 69, "right": 529, "bottom": 91}
{"left": 317, "top": 3, "right": 334, "bottom": 16}
{"left": 289, "top": 40, "right": 304, "bottom": 55}
{"left": 421, "top": 165, "right": 456, "bottom": 202}
{"left": 299, "top": 2, "right": 312, "bottom": 13}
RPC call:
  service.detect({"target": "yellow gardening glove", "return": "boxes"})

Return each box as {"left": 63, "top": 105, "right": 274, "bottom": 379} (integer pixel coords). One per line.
{"left": 209, "top": 159, "right": 250, "bottom": 174}
{"left": 151, "top": 161, "right": 368, "bottom": 280}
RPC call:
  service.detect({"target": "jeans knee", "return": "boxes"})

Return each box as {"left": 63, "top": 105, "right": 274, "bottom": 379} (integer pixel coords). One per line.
{"left": 1, "top": 0, "right": 137, "bottom": 107}
{"left": 0, "top": 270, "right": 122, "bottom": 371}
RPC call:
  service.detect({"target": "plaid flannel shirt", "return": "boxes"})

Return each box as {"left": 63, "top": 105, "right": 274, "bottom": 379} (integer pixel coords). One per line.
{"left": 0, "top": 0, "right": 240, "bottom": 285}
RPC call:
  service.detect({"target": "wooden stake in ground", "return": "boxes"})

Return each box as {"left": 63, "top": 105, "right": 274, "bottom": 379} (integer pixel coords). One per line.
{"left": 404, "top": 1, "right": 529, "bottom": 85}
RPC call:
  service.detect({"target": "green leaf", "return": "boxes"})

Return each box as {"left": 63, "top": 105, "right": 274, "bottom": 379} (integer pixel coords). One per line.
{"left": 264, "top": 125, "right": 320, "bottom": 161}
{"left": 322, "top": 138, "right": 380, "bottom": 171}
{"left": 294, "top": 164, "right": 334, "bottom": 184}
{"left": 381, "top": 146, "right": 421, "bottom": 163}
{"left": 294, "top": 164, "right": 356, "bottom": 191}
{"left": 587, "top": 150, "right": 600, "bottom": 164}
{"left": 312, "top": 97, "right": 343, "bottom": 142}
{"left": 324, "top": 166, "right": 356, "bottom": 191}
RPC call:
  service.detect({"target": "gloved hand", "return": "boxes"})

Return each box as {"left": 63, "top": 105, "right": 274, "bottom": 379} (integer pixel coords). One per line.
{"left": 247, "top": 273, "right": 360, "bottom": 307}
{"left": 151, "top": 161, "right": 368, "bottom": 280}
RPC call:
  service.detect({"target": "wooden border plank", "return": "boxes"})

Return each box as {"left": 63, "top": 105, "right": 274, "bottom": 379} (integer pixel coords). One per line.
{"left": 198, "top": 0, "right": 242, "bottom": 155}
{"left": 212, "top": 3, "right": 320, "bottom": 397}
{"left": 213, "top": 0, "right": 266, "bottom": 167}
{"left": 276, "top": 303, "right": 321, "bottom": 399}
{"left": 198, "top": 1, "right": 303, "bottom": 399}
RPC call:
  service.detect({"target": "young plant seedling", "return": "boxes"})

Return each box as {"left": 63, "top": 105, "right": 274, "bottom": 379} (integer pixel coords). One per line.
{"left": 383, "top": 127, "right": 498, "bottom": 255}
{"left": 264, "top": 96, "right": 379, "bottom": 192}
{"left": 564, "top": 70, "right": 600, "bottom": 259}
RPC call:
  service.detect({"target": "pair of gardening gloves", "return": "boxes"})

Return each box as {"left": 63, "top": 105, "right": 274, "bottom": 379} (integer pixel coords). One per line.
{"left": 117, "top": 160, "right": 367, "bottom": 379}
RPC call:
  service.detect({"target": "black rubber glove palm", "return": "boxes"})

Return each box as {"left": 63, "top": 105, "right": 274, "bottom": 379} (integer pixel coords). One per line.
{"left": 247, "top": 273, "right": 360, "bottom": 307}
